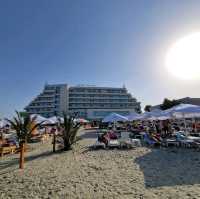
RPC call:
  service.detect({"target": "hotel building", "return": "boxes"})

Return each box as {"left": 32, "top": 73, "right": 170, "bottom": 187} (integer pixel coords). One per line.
{"left": 25, "top": 84, "right": 141, "bottom": 120}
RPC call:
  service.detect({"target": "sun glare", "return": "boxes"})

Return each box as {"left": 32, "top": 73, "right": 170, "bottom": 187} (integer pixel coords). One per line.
{"left": 166, "top": 32, "right": 200, "bottom": 80}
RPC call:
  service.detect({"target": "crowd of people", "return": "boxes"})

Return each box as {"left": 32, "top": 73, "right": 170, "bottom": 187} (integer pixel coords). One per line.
{"left": 97, "top": 119, "right": 200, "bottom": 147}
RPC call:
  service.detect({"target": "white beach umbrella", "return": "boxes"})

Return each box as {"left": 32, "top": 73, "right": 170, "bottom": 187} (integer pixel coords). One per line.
{"left": 127, "top": 112, "right": 140, "bottom": 121}
{"left": 156, "top": 115, "right": 172, "bottom": 120}
{"left": 48, "top": 116, "right": 58, "bottom": 124}
{"left": 172, "top": 105, "right": 200, "bottom": 118}
{"left": 58, "top": 117, "right": 64, "bottom": 123}
{"left": 30, "top": 114, "right": 47, "bottom": 124}
{"left": 164, "top": 104, "right": 198, "bottom": 114}
{"left": 74, "top": 118, "right": 89, "bottom": 123}
{"left": 0, "top": 119, "right": 9, "bottom": 128}
{"left": 152, "top": 111, "right": 172, "bottom": 120}
{"left": 137, "top": 112, "right": 151, "bottom": 120}
{"left": 139, "top": 109, "right": 162, "bottom": 121}
{"left": 47, "top": 116, "right": 64, "bottom": 124}
{"left": 163, "top": 104, "right": 200, "bottom": 132}
{"left": 141, "top": 109, "right": 172, "bottom": 121}
{"left": 52, "top": 116, "right": 64, "bottom": 123}
{"left": 102, "top": 113, "right": 128, "bottom": 123}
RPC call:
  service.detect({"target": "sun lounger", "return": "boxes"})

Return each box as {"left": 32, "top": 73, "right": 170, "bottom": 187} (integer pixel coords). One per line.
{"left": 187, "top": 136, "right": 200, "bottom": 141}
{"left": 193, "top": 142, "right": 200, "bottom": 151}
{"left": 131, "top": 139, "right": 141, "bottom": 147}
{"left": 119, "top": 132, "right": 135, "bottom": 148}
{"left": 164, "top": 139, "right": 179, "bottom": 147}
{"left": 108, "top": 139, "right": 120, "bottom": 148}
{"left": 119, "top": 132, "right": 141, "bottom": 148}
{"left": 93, "top": 140, "right": 106, "bottom": 149}
{"left": 175, "top": 132, "right": 195, "bottom": 148}
{"left": 143, "top": 133, "right": 157, "bottom": 146}
{"left": 120, "top": 131, "right": 131, "bottom": 141}
{"left": 179, "top": 139, "right": 194, "bottom": 148}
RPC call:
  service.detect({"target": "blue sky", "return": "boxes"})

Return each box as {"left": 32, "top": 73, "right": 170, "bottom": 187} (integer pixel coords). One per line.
{"left": 0, "top": 0, "right": 200, "bottom": 117}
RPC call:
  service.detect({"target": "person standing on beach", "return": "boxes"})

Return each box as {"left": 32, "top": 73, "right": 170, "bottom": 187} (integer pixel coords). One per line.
{"left": 163, "top": 120, "right": 169, "bottom": 137}
{"left": 155, "top": 121, "right": 161, "bottom": 134}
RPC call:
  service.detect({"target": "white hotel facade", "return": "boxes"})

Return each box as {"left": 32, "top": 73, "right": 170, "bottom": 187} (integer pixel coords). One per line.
{"left": 25, "top": 84, "right": 141, "bottom": 120}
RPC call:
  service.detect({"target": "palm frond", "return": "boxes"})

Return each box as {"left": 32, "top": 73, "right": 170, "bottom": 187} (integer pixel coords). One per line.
{"left": 15, "top": 111, "right": 23, "bottom": 128}
{"left": 29, "top": 121, "right": 45, "bottom": 134}
{"left": 5, "top": 118, "right": 17, "bottom": 130}
{"left": 61, "top": 112, "right": 81, "bottom": 150}
{"left": 5, "top": 111, "right": 39, "bottom": 143}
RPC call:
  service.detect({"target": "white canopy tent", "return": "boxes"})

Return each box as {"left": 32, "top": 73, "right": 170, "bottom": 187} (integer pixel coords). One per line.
{"left": 172, "top": 105, "right": 200, "bottom": 119}
{"left": 139, "top": 109, "right": 165, "bottom": 121}
{"left": 102, "top": 113, "right": 128, "bottom": 123}
{"left": 164, "top": 104, "right": 198, "bottom": 115}
{"left": 147, "top": 111, "right": 172, "bottom": 121}
{"left": 126, "top": 112, "right": 140, "bottom": 121}
{"left": 145, "top": 104, "right": 200, "bottom": 121}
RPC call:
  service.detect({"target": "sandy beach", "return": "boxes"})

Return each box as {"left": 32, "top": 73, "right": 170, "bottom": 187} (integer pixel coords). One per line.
{"left": 1, "top": 129, "right": 200, "bottom": 199}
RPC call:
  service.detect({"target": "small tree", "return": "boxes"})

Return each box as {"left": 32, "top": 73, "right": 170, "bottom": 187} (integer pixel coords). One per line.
{"left": 160, "top": 98, "right": 180, "bottom": 110}
{"left": 144, "top": 105, "right": 152, "bottom": 112}
{"left": 6, "top": 111, "right": 43, "bottom": 169}
{"left": 61, "top": 113, "right": 80, "bottom": 151}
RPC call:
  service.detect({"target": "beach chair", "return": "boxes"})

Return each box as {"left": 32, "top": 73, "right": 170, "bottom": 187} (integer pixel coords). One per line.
{"left": 164, "top": 139, "right": 179, "bottom": 147}
{"left": 179, "top": 139, "right": 194, "bottom": 148}
{"left": 119, "top": 132, "right": 135, "bottom": 148}
{"left": 108, "top": 139, "right": 120, "bottom": 148}
{"left": 143, "top": 133, "right": 157, "bottom": 146}
{"left": 175, "top": 132, "right": 194, "bottom": 148}
{"left": 193, "top": 141, "right": 200, "bottom": 151}
{"left": 131, "top": 139, "right": 142, "bottom": 147}
{"left": 92, "top": 140, "right": 106, "bottom": 149}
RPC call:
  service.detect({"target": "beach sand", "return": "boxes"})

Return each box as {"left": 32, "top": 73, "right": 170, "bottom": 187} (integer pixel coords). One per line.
{"left": 1, "top": 129, "right": 200, "bottom": 199}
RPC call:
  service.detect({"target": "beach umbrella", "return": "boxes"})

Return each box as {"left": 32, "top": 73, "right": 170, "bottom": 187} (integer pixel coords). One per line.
{"left": 58, "top": 117, "right": 64, "bottom": 123}
{"left": 164, "top": 104, "right": 197, "bottom": 114}
{"left": 146, "top": 105, "right": 197, "bottom": 121}
{"left": 150, "top": 111, "right": 172, "bottom": 121}
{"left": 127, "top": 112, "right": 141, "bottom": 121}
{"left": 156, "top": 114, "right": 172, "bottom": 120}
{"left": 147, "top": 104, "right": 198, "bottom": 120}
{"left": 172, "top": 105, "right": 200, "bottom": 118}
{"left": 140, "top": 109, "right": 164, "bottom": 121}
{"left": 164, "top": 104, "right": 200, "bottom": 132}
{"left": 137, "top": 112, "right": 152, "bottom": 120}
{"left": 0, "top": 119, "right": 9, "bottom": 128}
{"left": 102, "top": 113, "right": 128, "bottom": 123}
{"left": 43, "top": 116, "right": 64, "bottom": 125}
{"left": 48, "top": 116, "right": 58, "bottom": 123}
{"left": 30, "top": 114, "right": 47, "bottom": 124}
{"left": 74, "top": 118, "right": 89, "bottom": 123}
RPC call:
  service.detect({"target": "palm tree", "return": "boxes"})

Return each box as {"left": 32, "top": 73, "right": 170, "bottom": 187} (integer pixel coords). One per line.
{"left": 61, "top": 113, "right": 80, "bottom": 151}
{"left": 6, "top": 111, "right": 44, "bottom": 169}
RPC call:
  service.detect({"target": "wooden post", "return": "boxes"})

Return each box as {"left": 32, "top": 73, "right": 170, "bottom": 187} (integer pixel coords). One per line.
{"left": 53, "top": 133, "right": 56, "bottom": 153}
{"left": 19, "top": 142, "right": 25, "bottom": 169}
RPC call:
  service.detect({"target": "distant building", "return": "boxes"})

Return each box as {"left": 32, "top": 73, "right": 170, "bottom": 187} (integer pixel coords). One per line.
{"left": 151, "top": 97, "right": 200, "bottom": 110}
{"left": 25, "top": 84, "right": 141, "bottom": 120}
{"left": 25, "top": 84, "right": 68, "bottom": 118}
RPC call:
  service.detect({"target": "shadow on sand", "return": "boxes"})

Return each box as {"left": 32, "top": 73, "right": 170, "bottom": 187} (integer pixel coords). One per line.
{"left": 135, "top": 148, "right": 200, "bottom": 188}
{"left": 79, "top": 131, "right": 98, "bottom": 139}
{"left": 0, "top": 150, "right": 63, "bottom": 174}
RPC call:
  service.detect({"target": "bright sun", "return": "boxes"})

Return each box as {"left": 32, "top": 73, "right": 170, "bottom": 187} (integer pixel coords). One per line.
{"left": 166, "top": 32, "right": 200, "bottom": 80}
